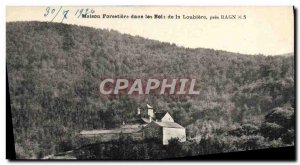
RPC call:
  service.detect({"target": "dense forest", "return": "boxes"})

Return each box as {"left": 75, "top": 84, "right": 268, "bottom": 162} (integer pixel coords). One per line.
{"left": 6, "top": 21, "right": 294, "bottom": 159}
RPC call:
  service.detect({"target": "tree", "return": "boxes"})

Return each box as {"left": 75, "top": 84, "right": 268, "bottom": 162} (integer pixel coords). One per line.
{"left": 260, "top": 107, "right": 294, "bottom": 142}
{"left": 166, "top": 138, "right": 186, "bottom": 158}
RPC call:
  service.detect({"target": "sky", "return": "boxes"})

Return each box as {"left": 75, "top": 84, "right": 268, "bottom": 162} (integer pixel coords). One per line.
{"left": 6, "top": 6, "right": 294, "bottom": 55}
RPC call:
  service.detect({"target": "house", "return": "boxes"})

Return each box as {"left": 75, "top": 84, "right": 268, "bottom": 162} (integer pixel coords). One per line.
{"left": 140, "top": 104, "right": 186, "bottom": 145}
{"left": 154, "top": 112, "right": 174, "bottom": 122}
{"left": 80, "top": 104, "right": 186, "bottom": 145}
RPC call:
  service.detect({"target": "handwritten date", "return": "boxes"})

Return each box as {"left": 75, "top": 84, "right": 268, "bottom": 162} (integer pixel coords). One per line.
{"left": 44, "top": 7, "right": 95, "bottom": 22}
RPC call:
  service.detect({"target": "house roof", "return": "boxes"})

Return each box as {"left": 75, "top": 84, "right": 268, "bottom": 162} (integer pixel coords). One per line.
{"left": 146, "top": 104, "right": 153, "bottom": 109}
{"left": 127, "top": 117, "right": 149, "bottom": 124}
{"left": 141, "top": 117, "right": 151, "bottom": 123}
{"left": 155, "top": 112, "right": 168, "bottom": 120}
{"left": 155, "top": 122, "right": 184, "bottom": 128}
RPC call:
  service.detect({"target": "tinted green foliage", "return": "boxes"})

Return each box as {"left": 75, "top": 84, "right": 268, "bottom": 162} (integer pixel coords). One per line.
{"left": 6, "top": 22, "right": 294, "bottom": 159}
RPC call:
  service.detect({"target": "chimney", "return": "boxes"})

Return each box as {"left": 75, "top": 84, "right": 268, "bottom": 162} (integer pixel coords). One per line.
{"left": 137, "top": 108, "right": 141, "bottom": 115}
{"left": 147, "top": 104, "right": 154, "bottom": 118}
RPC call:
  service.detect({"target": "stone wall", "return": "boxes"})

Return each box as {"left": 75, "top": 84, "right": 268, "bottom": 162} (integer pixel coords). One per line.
{"left": 162, "top": 127, "right": 186, "bottom": 145}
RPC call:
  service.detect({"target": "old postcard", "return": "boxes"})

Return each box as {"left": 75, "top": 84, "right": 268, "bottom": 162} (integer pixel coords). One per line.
{"left": 6, "top": 6, "right": 295, "bottom": 160}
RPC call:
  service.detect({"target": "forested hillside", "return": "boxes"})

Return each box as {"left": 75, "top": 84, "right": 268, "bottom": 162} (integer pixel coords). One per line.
{"left": 6, "top": 21, "right": 294, "bottom": 159}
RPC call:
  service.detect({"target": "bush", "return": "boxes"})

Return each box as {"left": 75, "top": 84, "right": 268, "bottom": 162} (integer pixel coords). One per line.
{"left": 265, "top": 107, "right": 294, "bottom": 129}
{"left": 260, "top": 122, "right": 285, "bottom": 140}
{"left": 281, "top": 129, "right": 295, "bottom": 144}
{"left": 229, "top": 124, "right": 259, "bottom": 137}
